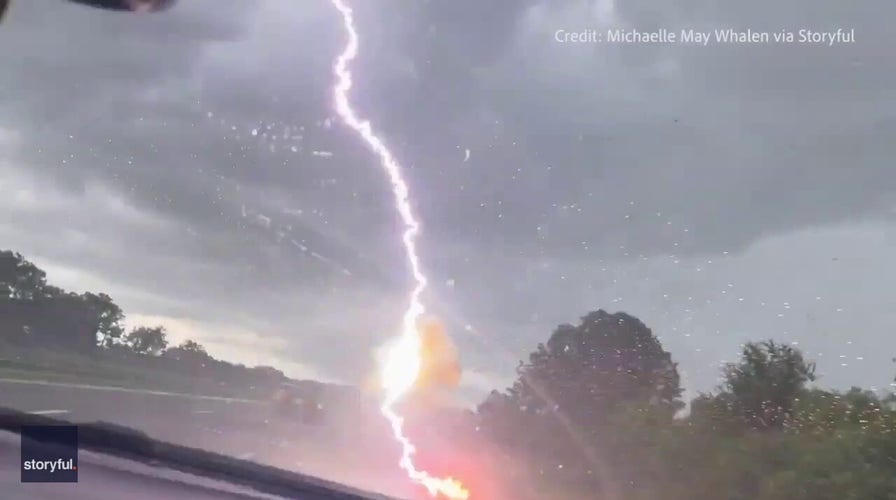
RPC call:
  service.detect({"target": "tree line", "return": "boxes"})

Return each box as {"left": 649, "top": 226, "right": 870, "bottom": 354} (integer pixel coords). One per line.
{"left": 0, "top": 249, "right": 288, "bottom": 391}
{"left": 470, "top": 310, "right": 896, "bottom": 500}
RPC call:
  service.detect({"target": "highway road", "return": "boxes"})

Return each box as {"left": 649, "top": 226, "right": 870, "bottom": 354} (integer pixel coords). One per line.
{"left": 0, "top": 378, "right": 415, "bottom": 499}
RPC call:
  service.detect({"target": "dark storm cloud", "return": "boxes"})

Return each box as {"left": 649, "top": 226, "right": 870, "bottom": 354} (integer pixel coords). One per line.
{"left": 341, "top": 0, "right": 896, "bottom": 262}
{"left": 2, "top": 0, "right": 402, "bottom": 287}
{"left": 2, "top": 0, "right": 250, "bottom": 117}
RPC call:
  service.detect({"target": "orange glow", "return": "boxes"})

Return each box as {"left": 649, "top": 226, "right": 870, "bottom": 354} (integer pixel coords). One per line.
{"left": 379, "top": 319, "right": 470, "bottom": 499}
{"left": 415, "top": 318, "right": 462, "bottom": 391}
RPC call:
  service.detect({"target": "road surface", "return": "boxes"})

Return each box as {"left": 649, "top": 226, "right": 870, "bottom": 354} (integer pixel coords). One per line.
{"left": 0, "top": 378, "right": 414, "bottom": 498}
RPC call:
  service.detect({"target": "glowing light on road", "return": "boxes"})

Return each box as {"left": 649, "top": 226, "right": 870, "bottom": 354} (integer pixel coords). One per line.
{"left": 329, "top": 1, "right": 469, "bottom": 498}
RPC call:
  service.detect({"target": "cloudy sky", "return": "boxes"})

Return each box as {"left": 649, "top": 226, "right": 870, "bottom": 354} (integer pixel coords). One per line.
{"left": 1, "top": 0, "right": 894, "bottom": 402}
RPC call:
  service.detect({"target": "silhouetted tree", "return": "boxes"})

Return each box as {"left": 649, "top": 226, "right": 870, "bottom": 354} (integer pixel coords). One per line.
{"left": 45, "top": 292, "right": 104, "bottom": 351}
{"left": 178, "top": 339, "right": 206, "bottom": 354}
{"left": 0, "top": 250, "right": 47, "bottom": 299}
{"left": 478, "top": 310, "right": 683, "bottom": 499}
{"left": 80, "top": 292, "right": 125, "bottom": 347}
{"left": 487, "top": 310, "right": 683, "bottom": 424}
{"left": 163, "top": 339, "right": 212, "bottom": 370}
{"left": 0, "top": 292, "right": 99, "bottom": 351}
{"left": 124, "top": 325, "right": 169, "bottom": 355}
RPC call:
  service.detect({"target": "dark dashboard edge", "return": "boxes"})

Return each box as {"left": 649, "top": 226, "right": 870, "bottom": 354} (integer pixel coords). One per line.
{"left": 0, "top": 406, "right": 404, "bottom": 500}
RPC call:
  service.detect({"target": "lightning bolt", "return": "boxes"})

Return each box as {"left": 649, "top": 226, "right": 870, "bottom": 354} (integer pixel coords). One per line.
{"left": 329, "top": 1, "right": 469, "bottom": 499}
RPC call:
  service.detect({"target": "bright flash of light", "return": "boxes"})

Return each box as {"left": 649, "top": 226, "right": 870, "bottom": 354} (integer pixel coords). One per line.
{"left": 329, "top": 1, "right": 470, "bottom": 498}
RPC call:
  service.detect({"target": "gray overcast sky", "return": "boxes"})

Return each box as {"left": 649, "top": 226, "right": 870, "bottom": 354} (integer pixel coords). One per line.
{"left": 1, "top": 0, "right": 894, "bottom": 402}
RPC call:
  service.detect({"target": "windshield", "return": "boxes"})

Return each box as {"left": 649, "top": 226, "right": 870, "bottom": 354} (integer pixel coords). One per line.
{"left": 1, "top": 1, "right": 894, "bottom": 499}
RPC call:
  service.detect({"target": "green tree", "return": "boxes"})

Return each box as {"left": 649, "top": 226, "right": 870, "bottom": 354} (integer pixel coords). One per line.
{"left": 475, "top": 326, "right": 896, "bottom": 500}
{"left": 124, "top": 325, "right": 169, "bottom": 355}
{"left": 719, "top": 341, "right": 815, "bottom": 429}
{"left": 758, "top": 389, "right": 896, "bottom": 500}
